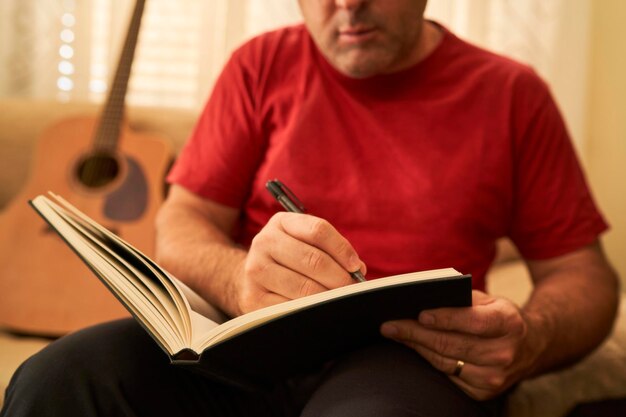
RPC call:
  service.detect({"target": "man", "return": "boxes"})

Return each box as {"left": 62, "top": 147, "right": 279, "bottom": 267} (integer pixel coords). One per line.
{"left": 1, "top": 1, "right": 619, "bottom": 416}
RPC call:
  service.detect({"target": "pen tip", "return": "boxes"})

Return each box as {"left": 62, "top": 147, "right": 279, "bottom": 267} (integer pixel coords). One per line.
{"left": 351, "top": 270, "right": 367, "bottom": 283}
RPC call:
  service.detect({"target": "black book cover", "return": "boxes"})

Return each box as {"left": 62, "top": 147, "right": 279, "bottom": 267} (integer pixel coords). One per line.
{"left": 175, "top": 274, "right": 472, "bottom": 390}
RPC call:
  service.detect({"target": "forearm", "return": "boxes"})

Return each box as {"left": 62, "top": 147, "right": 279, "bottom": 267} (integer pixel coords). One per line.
{"left": 155, "top": 198, "right": 246, "bottom": 318}
{"left": 154, "top": 184, "right": 366, "bottom": 320}
{"left": 522, "top": 248, "right": 620, "bottom": 377}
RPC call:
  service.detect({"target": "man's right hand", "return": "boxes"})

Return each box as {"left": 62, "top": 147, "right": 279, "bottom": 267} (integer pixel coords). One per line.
{"left": 234, "top": 212, "right": 366, "bottom": 315}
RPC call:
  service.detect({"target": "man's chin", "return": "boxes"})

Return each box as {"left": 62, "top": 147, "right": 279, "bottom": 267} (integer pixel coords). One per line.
{"left": 333, "top": 56, "right": 384, "bottom": 79}
{"left": 328, "top": 46, "right": 397, "bottom": 79}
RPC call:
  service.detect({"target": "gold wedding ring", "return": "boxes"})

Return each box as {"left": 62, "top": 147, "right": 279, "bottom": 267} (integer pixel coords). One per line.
{"left": 453, "top": 360, "right": 465, "bottom": 377}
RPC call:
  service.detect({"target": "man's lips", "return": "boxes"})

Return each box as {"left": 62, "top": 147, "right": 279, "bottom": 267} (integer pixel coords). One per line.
{"left": 337, "top": 26, "right": 378, "bottom": 44}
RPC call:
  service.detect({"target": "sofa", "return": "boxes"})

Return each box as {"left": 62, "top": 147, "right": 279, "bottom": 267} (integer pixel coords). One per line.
{"left": 0, "top": 98, "right": 625, "bottom": 415}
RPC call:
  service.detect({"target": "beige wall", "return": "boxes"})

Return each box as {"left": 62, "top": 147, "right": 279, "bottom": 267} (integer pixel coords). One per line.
{"left": 586, "top": 1, "right": 626, "bottom": 286}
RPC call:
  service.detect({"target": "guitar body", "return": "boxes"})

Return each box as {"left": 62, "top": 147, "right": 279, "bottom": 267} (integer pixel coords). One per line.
{"left": 0, "top": 116, "right": 172, "bottom": 335}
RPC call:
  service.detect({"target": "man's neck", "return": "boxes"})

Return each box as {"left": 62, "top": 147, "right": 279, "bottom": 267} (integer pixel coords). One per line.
{"left": 414, "top": 20, "right": 444, "bottom": 64}
{"left": 381, "top": 20, "right": 443, "bottom": 75}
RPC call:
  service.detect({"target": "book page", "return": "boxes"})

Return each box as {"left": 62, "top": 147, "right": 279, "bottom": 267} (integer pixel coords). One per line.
{"left": 44, "top": 193, "right": 228, "bottom": 351}
{"left": 30, "top": 197, "right": 183, "bottom": 352}
{"left": 169, "top": 273, "right": 228, "bottom": 324}
{"left": 49, "top": 193, "right": 194, "bottom": 340}
{"left": 32, "top": 195, "right": 197, "bottom": 353}
{"left": 164, "top": 273, "right": 227, "bottom": 348}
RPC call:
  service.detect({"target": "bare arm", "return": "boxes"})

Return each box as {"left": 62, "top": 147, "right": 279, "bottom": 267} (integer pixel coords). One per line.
{"left": 381, "top": 241, "right": 620, "bottom": 400}
{"left": 522, "top": 241, "right": 620, "bottom": 376}
{"left": 155, "top": 185, "right": 246, "bottom": 317}
{"left": 155, "top": 185, "right": 365, "bottom": 318}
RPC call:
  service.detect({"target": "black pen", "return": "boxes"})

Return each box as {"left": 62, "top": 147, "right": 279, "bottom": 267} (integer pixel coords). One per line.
{"left": 265, "top": 179, "right": 366, "bottom": 283}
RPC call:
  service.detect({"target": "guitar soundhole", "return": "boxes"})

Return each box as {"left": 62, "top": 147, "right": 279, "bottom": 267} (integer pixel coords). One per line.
{"left": 76, "top": 152, "right": 120, "bottom": 189}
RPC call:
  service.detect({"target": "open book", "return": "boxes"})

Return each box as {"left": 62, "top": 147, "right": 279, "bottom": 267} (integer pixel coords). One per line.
{"left": 30, "top": 193, "right": 472, "bottom": 389}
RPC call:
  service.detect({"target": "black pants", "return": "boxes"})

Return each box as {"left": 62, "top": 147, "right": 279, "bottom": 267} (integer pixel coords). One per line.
{"left": 1, "top": 319, "right": 503, "bottom": 416}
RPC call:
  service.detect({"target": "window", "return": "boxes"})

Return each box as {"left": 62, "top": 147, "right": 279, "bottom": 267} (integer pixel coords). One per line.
{"left": 0, "top": 0, "right": 300, "bottom": 109}
{"left": 0, "top": 0, "right": 589, "bottom": 148}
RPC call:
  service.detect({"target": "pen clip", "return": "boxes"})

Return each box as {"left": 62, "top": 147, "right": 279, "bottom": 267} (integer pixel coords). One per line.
{"left": 266, "top": 179, "right": 306, "bottom": 213}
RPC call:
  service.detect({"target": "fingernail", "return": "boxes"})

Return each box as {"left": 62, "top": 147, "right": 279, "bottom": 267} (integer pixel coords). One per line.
{"left": 349, "top": 254, "right": 361, "bottom": 272}
{"left": 419, "top": 312, "right": 435, "bottom": 326}
{"left": 380, "top": 323, "right": 398, "bottom": 338}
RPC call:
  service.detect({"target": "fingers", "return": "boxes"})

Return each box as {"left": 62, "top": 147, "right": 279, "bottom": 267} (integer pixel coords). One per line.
{"left": 380, "top": 294, "right": 531, "bottom": 401}
{"left": 252, "top": 213, "right": 365, "bottom": 288}
{"left": 381, "top": 320, "right": 513, "bottom": 367}
{"left": 238, "top": 212, "right": 366, "bottom": 313}
{"left": 275, "top": 213, "right": 366, "bottom": 275}
{"left": 249, "top": 261, "right": 328, "bottom": 299}
{"left": 381, "top": 320, "right": 518, "bottom": 400}
{"left": 411, "top": 344, "right": 512, "bottom": 401}
{"left": 417, "top": 290, "right": 526, "bottom": 338}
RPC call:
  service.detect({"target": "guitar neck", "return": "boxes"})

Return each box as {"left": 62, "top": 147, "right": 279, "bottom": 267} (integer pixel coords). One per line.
{"left": 94, "top": 0, "right": 146, "bottom": 151}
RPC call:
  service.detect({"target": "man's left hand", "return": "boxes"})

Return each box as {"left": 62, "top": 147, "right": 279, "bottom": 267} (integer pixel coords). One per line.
{"left": 380, "top": 290, "right": 542, "bottom": 400}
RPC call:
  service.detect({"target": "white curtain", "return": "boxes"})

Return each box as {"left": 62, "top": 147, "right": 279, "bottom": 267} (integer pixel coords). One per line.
{"left": 0, "top": 0, "right": 589, "bottom": 149}
{"left": 426, "top": 0, "right": 591, "bottom": 152}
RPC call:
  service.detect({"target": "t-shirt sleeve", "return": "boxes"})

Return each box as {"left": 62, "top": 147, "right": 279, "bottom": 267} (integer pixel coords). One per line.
{"left": 167, "top": 47, "right": 266, "bottom": 208}
{"left": 508, "top": 72, "right": 608, "bottom": 260}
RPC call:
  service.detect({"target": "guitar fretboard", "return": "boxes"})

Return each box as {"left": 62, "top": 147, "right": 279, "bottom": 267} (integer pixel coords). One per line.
{"left": 94, "top": 0, "right": 146, "bottom": 152}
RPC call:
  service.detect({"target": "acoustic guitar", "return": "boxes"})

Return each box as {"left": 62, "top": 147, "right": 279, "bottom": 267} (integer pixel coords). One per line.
{"left": 0, "top": 0, "right": 173, "bottom": 336}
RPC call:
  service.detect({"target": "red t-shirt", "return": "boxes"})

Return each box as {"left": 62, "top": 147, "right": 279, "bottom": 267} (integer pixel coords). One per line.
{"left": 168, "top": 24, "right": 607, "bottom": 290}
